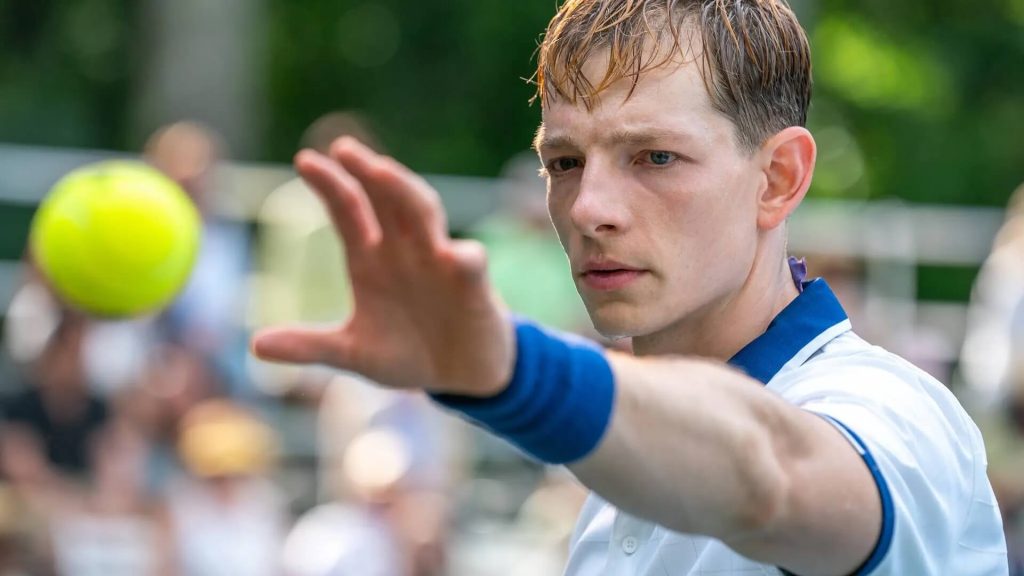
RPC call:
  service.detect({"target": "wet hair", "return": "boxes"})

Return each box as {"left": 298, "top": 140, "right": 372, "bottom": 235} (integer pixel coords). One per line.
{"left": 535, "top": 0, "right": 812, "bottom": 152}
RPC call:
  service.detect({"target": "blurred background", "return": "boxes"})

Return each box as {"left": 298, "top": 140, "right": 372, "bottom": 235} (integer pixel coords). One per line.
{"left": 0, "top": 0, "right": 1023, "bottom": 574}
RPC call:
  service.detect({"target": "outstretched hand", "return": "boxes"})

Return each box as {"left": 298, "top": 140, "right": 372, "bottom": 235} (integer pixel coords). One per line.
{"left": 251, "top": 137, "right": 514, "bottom": 398}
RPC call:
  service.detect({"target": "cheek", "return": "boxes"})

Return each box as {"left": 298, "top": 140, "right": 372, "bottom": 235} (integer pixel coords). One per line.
{"left": 655, "top": 170, "right": 758, "bottom": 277}
{"left": 546, "top": 188, "right": 574, "bottom": 249}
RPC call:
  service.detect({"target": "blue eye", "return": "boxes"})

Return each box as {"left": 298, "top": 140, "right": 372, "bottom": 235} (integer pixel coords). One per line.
{"left": 647, "top": 151, "right": 677, "bottom": 166}
{"left": 549, "top": 157, "right": 583, "bottom": 174}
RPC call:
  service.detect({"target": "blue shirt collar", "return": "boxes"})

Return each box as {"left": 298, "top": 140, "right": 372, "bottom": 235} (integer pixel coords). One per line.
{"left": 728, "top": 278, "right": 850, "bottom": 385}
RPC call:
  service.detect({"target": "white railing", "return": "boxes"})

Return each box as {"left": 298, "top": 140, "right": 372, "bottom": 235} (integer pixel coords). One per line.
{"left": 0, "top": 143, "right": 1007, "bottom": 374}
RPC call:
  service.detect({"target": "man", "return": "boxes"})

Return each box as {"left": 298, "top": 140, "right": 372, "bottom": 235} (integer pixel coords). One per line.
{"left": 253, "top": 0, "right": 1008, "bottom": 573}
{"left": 146, "top": 122, "right": 251, "bottom": 393}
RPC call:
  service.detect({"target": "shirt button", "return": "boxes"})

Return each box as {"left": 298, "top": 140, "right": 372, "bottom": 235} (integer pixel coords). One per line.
{"left": 622, "top": 536, "right": 638, "bottom": 555}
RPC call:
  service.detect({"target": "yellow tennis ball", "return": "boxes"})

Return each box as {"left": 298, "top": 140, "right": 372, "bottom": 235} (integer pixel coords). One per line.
{"left": 30, "top": 160, "right": 201, "bottom": 317}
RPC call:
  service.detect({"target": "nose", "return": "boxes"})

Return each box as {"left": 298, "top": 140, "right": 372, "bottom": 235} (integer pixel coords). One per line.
{"left": 569, "top": 161, "right": 629, "bottom": 237}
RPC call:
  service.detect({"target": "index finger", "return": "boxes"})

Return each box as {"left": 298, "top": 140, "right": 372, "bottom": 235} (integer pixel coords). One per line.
{"left": 295, "top": 149, "right": 383, "bottom": 252}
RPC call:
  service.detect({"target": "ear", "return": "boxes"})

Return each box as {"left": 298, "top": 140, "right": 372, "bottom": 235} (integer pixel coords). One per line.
{"left": 756, "top": 126, "right": 816, "bottom": 230}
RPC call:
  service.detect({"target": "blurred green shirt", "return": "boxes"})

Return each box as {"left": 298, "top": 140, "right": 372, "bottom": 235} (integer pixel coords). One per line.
{"left": 472, "top": 215, "right": 589, "bottom": 332}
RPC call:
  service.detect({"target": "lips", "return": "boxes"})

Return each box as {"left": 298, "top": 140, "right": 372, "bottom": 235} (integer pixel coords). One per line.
{"left": 579, "top": 259, "right": 647, "bottom": 291}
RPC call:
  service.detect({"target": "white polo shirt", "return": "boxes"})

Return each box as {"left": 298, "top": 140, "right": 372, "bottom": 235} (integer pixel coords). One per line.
{"left": 564, "top": 278, "right": 1008, "bottom": 575}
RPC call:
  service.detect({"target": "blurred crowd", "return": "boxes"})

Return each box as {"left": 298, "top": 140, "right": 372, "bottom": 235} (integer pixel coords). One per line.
{"left": 0, "top": 118, "right": 588, "bottom": 576}
{"left": 961, "top": 184, "right": 1024, "bottom": 575}
{"left": 0, "top": 117, "right": 1022, "bottom": 575}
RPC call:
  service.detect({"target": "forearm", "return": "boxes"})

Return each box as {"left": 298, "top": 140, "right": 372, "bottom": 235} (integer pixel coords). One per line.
{"left": 433, "top": 323, "right": 806, "bottom": 539}
{"left": 570, "top": 353, "right": 801, "bottom": 541}
{"left": 431, "top": 321, "right": 878, "bottom": 571}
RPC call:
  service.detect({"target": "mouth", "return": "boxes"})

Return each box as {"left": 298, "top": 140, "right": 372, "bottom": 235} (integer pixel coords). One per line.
{"left": 579, "top": 260, "right": 648, "bottom": 291}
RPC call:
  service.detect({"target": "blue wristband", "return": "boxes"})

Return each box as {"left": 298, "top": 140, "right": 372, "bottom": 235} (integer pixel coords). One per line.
{"left": 431, "top": 319, "right": 616, "bottom": 464}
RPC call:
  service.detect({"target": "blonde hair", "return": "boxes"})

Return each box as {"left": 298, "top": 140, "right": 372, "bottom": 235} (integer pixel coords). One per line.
{"left": 535, "top": 0, "right": 812, "bottom": 151}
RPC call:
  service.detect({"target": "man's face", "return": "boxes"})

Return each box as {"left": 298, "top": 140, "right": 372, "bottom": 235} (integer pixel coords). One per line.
{"left": 538, "top": 56, "right": 766, "bottom": 339}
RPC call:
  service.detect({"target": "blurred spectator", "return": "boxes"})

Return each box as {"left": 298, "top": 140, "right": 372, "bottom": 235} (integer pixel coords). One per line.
{"left": 5, "top": 252, "right": 158, "bottom": 405}
{"left": 961, "top": 183, "right": 1024, "bottom": 409}
{"left": 257, "top": 113, "right": 460, "bottom": 576}
{"left": 258, "top": 117, "right": 581, "bottom": 576}
{"left": 253, "top": 111, "right": 382, "bottom": 333}
{"left": 284, "top": 422, "right": 450, "bottom": 576}
{"left": 283, "top": 427, "right": 407, "bottom": 576}
{"left": 446, "top": 466, "right": 588, "bottom": 576}
{"left": 103, "top": 342, "right": 226, "bottom": 500}
{"left": 2, "top": 270, "right": 61, "bottom": 379}
{"left": 1, "top": 312, "right": 109, "bottom": 481}
{"left": 0, "top": 483, "right": 45, "bottom": 576}
{"left": 167, "top": 399, "right": 287, "bottom": 576}
{"left": 283, "top": 498, "right": 401, "bottom": 576}
{"left": 286, "top": 373, "right": 457, "bottom": 576}
{"left": 142, "top": 344, "right": 224, "bottom": 434}
{"left": 145, "top": 122, "right": 251, "bottom": 394}
{"left": 978, "top": 372, "right": 1024, "bottom": 575}
{"left": 284, "top": 372, "right": 459, "bottom": 576}
{"left": 81, "top": 319, "right": 157, "bottom": 399}
{"left": 49, "top": 422, "right": 173, "bottom": 576}
{"left": 317, "top": 374, "right": 453, "bottom": 502}
{"left": 961, "top": 183, "right": 1024, "bottom": 574}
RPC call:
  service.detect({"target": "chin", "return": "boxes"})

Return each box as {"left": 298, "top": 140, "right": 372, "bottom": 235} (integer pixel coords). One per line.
{"left": 586, "top": 301, "right": 665, "bottom": 340}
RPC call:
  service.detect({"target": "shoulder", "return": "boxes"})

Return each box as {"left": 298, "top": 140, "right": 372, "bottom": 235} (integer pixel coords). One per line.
{"left": 773, "top": 331, "right": 973, "bottom": 434}
{"left": 772, "top": 332, "right": 1007, "bottom": 571}
{"left": 772, "top": 331, "right": 980, "bottom": 478}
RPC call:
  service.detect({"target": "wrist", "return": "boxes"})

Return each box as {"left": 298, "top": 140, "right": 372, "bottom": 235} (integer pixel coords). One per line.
{"left": 430, "top": 318, "right": 616, "bottom": 464}
{"left": 458, "top": 317, "right": 518, "bottom": 399}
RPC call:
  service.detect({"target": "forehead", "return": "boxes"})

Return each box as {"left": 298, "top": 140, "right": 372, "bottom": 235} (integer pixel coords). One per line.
{"left": 538, "top": 52, "right": 727, "bottom": 148}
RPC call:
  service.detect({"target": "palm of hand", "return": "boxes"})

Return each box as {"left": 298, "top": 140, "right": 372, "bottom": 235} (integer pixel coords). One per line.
{"left": 253, "top": 138, "right": 514, "bottom": 397}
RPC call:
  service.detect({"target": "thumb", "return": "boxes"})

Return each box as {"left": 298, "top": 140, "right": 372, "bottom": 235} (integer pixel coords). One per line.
{"left": 251, "top": 326, "right": 351, "bottom": 367}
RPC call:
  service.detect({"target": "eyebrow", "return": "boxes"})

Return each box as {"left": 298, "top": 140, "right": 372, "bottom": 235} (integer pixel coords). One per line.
{"left": 533, "top": 124, "right": 696, "bottom": 152}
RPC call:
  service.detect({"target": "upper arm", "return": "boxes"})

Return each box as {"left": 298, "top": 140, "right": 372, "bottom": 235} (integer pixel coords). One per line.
{"left": 570, "top": 354, "right": 882, "bottom": 572}
{"left": 569, "top": 353, "right": 1005, "bottom": 575}
{"left": 727, "top": 406, "right": 884, "bottom": 576}
{"left": 763, "top": 365, "right": 1006, "bottom": 575}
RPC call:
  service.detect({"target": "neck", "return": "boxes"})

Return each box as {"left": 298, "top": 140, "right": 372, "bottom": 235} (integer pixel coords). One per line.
{"left": 632, "top": 246, "right": 800, "bottom": 360}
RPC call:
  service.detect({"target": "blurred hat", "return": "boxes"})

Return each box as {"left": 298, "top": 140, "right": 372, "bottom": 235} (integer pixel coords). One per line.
{"left": 178, "top": 399, "right": 277, "bottom": 478}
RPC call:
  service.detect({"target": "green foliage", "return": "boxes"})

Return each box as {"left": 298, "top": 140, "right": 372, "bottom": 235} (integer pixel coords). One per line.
{"left": 0, "top": 0, "right": 135, "bottom": 149}
{"left": 814, "top": 16, "right": 955, "bottom": 115}
{"left": 808, "top": 0, "right": 1024, "bottom": 206}
{"left": 0, "top": 0, "right": 1022, "bottom": 203}
{"left": 264, "top": 0, "right": 550, "bottom": 174}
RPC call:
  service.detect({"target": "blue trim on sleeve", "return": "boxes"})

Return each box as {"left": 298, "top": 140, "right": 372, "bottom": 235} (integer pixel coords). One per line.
{"left": 820, "top": 414, "right": 896, "bottom": 575}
